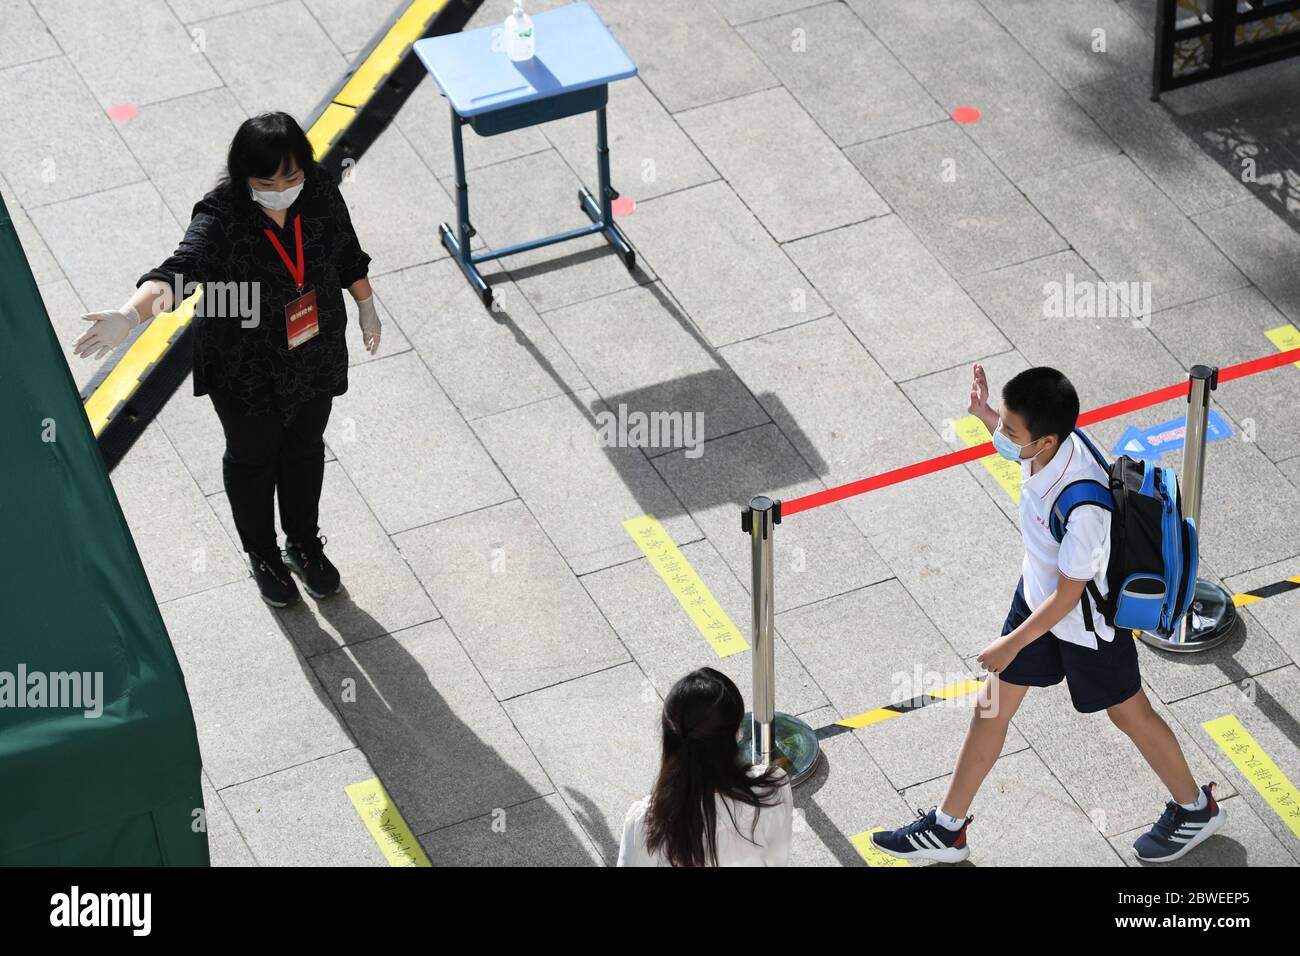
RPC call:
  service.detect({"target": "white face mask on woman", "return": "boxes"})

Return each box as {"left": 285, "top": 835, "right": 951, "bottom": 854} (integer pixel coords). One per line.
{"left": 249, "top": 180, "right": 304, "bottom": 210}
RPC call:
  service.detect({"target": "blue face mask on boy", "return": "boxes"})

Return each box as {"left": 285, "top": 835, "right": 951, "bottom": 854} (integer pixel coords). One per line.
{"left": 992, "top": 420, "right": 1043, "bottom": 462}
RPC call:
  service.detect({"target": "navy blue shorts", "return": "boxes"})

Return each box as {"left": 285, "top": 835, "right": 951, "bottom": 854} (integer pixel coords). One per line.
{"left": 997, "top": 578, "right": 1142, "bottom": 713}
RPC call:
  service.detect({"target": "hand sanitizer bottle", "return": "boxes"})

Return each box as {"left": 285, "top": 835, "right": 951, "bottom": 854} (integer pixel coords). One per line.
{"left": 505, "top": 3, "right": 535, "bottom": 61}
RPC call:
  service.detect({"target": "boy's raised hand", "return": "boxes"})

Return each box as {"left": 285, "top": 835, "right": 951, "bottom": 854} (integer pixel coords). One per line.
{"left": 968, "top": 363, "right": 991, "bottom": 416}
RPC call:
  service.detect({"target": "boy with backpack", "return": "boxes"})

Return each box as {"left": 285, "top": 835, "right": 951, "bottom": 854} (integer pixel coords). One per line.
{"left": 872, "top": 365, "right": 1223, "bottom": 864}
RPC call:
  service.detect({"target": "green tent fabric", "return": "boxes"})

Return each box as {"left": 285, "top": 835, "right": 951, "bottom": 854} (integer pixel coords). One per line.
{"left": 0, "top": 192, "right": 209, "bottom": 866}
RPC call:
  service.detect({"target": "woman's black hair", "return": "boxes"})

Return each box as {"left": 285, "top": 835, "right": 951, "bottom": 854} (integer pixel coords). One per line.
{"left": 215, "top": 111, "right": 315, "bottom": 206}
{"left": 643, "top": 667, "right": 788, "bottom": 867}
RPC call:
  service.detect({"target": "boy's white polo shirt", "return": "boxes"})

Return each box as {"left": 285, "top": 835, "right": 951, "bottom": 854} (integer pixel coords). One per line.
{"left": 1018, "top": 431, "right": 1114, "bottom": 650}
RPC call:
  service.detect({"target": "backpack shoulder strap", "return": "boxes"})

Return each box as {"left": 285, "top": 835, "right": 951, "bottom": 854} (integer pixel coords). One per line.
{"left": 1049, "top": 479, "right": 1113, "bottom": 543}
{"left": 1072, "top": 427, "right": 1110, "bottom": 471}
{"left": 1051, "top": 478, "right": 1116, "bottom": 634}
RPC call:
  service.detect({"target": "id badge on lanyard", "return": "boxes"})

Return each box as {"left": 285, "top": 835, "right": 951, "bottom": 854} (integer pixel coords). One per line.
{"left": 265, "top": 214, "right": 319, "bottom": 349}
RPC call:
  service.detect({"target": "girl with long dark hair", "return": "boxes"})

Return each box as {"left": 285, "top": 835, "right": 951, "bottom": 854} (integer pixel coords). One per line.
{"left": 74, "top": 112, "right": 380, "bottom": 608}
{"left": 618, "top": 668, "right": 793, "bottom": 866}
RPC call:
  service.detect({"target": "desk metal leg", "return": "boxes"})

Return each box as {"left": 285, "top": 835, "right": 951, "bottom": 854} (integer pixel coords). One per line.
{"left": 578, "top": 105, "right": 636, "bottom": 271}
{"left": 438, "top": 102, "right": 636, "bottom": 304}
{"left": 438, "top": 106, "right": 493, "bottom": 308}
{"left": 596, "top": 104, "right": 614, "bottom": 225}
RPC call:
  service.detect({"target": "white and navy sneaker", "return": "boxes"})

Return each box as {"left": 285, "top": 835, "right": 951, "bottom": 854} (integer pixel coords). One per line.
{"left": 1133, "top": 783, "right": 1225, "bottom": 863}
{"left": 871, "top": 808, "right": 972, "bottom": 863}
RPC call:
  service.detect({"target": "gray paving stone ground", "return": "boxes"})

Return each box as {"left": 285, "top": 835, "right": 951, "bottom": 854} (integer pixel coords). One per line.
{"left": 9, "top": 0, "right": 1300, "bottom": 866}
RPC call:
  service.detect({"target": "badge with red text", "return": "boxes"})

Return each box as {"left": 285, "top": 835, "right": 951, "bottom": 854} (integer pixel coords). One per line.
{"left": 265, "top": 214, "right": 318, "bottom": 348}
{"left": 285, "top": 288, "right": 319, "bottom": 348}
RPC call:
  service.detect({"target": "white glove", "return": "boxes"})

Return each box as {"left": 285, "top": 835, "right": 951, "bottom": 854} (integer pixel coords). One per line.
{"left": 74, "top": 303, "right": 140, "bottom": 361}
{"left": 356, "top": 294, "right": 381, "bottom": 355}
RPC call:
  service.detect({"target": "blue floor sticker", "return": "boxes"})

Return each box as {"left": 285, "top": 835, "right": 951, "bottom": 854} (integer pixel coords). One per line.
{"left": 1112, "top": 409, "right": 1232, "bottom": 461}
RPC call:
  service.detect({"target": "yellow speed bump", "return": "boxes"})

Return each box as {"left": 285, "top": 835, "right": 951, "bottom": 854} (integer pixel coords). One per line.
{"left": 308, "top": 102, "right": 357, "bottom": 160}
{"left": 85, "top": 288, "right": 201, "bottom": 437}
{"left": 336, "top": 0, "right": 448, "bottom": 108}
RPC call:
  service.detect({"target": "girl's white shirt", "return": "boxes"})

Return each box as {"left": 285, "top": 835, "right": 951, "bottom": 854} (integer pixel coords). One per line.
{"left": 616, "top": 766, "right": 793, "bottom": 867}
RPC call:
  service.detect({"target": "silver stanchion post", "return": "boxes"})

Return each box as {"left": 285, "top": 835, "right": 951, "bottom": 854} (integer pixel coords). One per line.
{"left": 749, "top": 496, "right": 777, "bottom": 764}
{"left": 739, "top": 496, "right": 819, "bottom": 784}
{"left": 1138, "top": 365, "right": 1238, "bottom": 652}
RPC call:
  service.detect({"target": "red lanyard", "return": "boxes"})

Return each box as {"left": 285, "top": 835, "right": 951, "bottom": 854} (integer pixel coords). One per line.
{"left": 264, "top": 214, "right": 305, "bottom": 290}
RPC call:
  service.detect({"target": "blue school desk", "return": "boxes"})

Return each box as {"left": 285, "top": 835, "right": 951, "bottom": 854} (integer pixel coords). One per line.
{"left": 413, "top": 2, "right": 639, "bottom": 307}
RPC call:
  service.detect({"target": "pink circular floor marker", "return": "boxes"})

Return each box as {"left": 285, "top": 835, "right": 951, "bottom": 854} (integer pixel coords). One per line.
{"left": 951, "top": 106, "right": 981, "bottom": 124}
{"left": 612, "top": 196, "right": 636, "bottom": 217}
{"left": 107, "top": 103, "right": 138, "bottom": 121}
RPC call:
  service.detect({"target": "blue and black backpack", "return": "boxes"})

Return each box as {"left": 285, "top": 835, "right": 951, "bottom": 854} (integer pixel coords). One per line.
{"left": 1048, "top": 429, "right": 1199, "bottom": 637}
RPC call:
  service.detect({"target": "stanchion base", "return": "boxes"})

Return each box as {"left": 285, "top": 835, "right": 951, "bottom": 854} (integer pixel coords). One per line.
{"left": 739, "top": 712, "right": 820, "bottom": 786}
{"left": 1137, "top": 580, "right": 1239, "bottom": 653}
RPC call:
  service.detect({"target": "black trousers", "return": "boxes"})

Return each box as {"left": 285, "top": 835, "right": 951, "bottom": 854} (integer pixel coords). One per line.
{"left": 208, "top": 389, "right": 333, "bottom": 556}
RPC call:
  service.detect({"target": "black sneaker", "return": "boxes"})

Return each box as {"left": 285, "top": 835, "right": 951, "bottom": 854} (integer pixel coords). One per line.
{"left": 284, "top": 533, "right": 341, "bottom": 599}
{"left": 248, "top": 549, "right": 301, "bottom": 607}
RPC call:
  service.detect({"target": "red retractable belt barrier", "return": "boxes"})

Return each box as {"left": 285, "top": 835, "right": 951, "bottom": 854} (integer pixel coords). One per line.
{"left": 781, "top": 345, "right": 1300, "bottom": 518}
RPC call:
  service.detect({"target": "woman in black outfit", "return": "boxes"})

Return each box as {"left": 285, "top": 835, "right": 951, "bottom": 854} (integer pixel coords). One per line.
{"left": 74, "top": 112, "right": 380, "bottom": 608}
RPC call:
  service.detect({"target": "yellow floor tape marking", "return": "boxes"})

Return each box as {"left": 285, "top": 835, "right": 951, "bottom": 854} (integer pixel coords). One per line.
{"left": 624, "top": 515, "right": 749, "bottom": 658}
{"left": 1264, "top": 324, "right": 1300, "bottom": 369}
{"left": 837, "top": 708, "right": 905, "bottom": 729}
{"left": 953, "top": 415, "right": 1021, "bottom": 503}
{"left": 837, "top": 678, "right": 983, "bottom": 728}
{"left": 850, "top": 828, "right": 912, "bottom": 866}
{"left": 1203, "top": 715, "right": 1300, "bottom": 839}
{"left": 1231, "top": 575, "right": 1300, "bottom": 607}
{"left": 928, "top": 677, "right": 984, "bottom": 700}
{"left": 346, "top": 778, "right": 431, "bottom": 866}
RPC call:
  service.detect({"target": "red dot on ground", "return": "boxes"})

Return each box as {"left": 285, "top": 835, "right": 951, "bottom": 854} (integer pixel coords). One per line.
{"left": 107, "top": 103, "right": 138, "bottom": 121}
{"left": 951, "top": 106, "right": 981, "bottom": 124}
{"left": 612, "top": 196, "right": 636, "bottom": 217}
